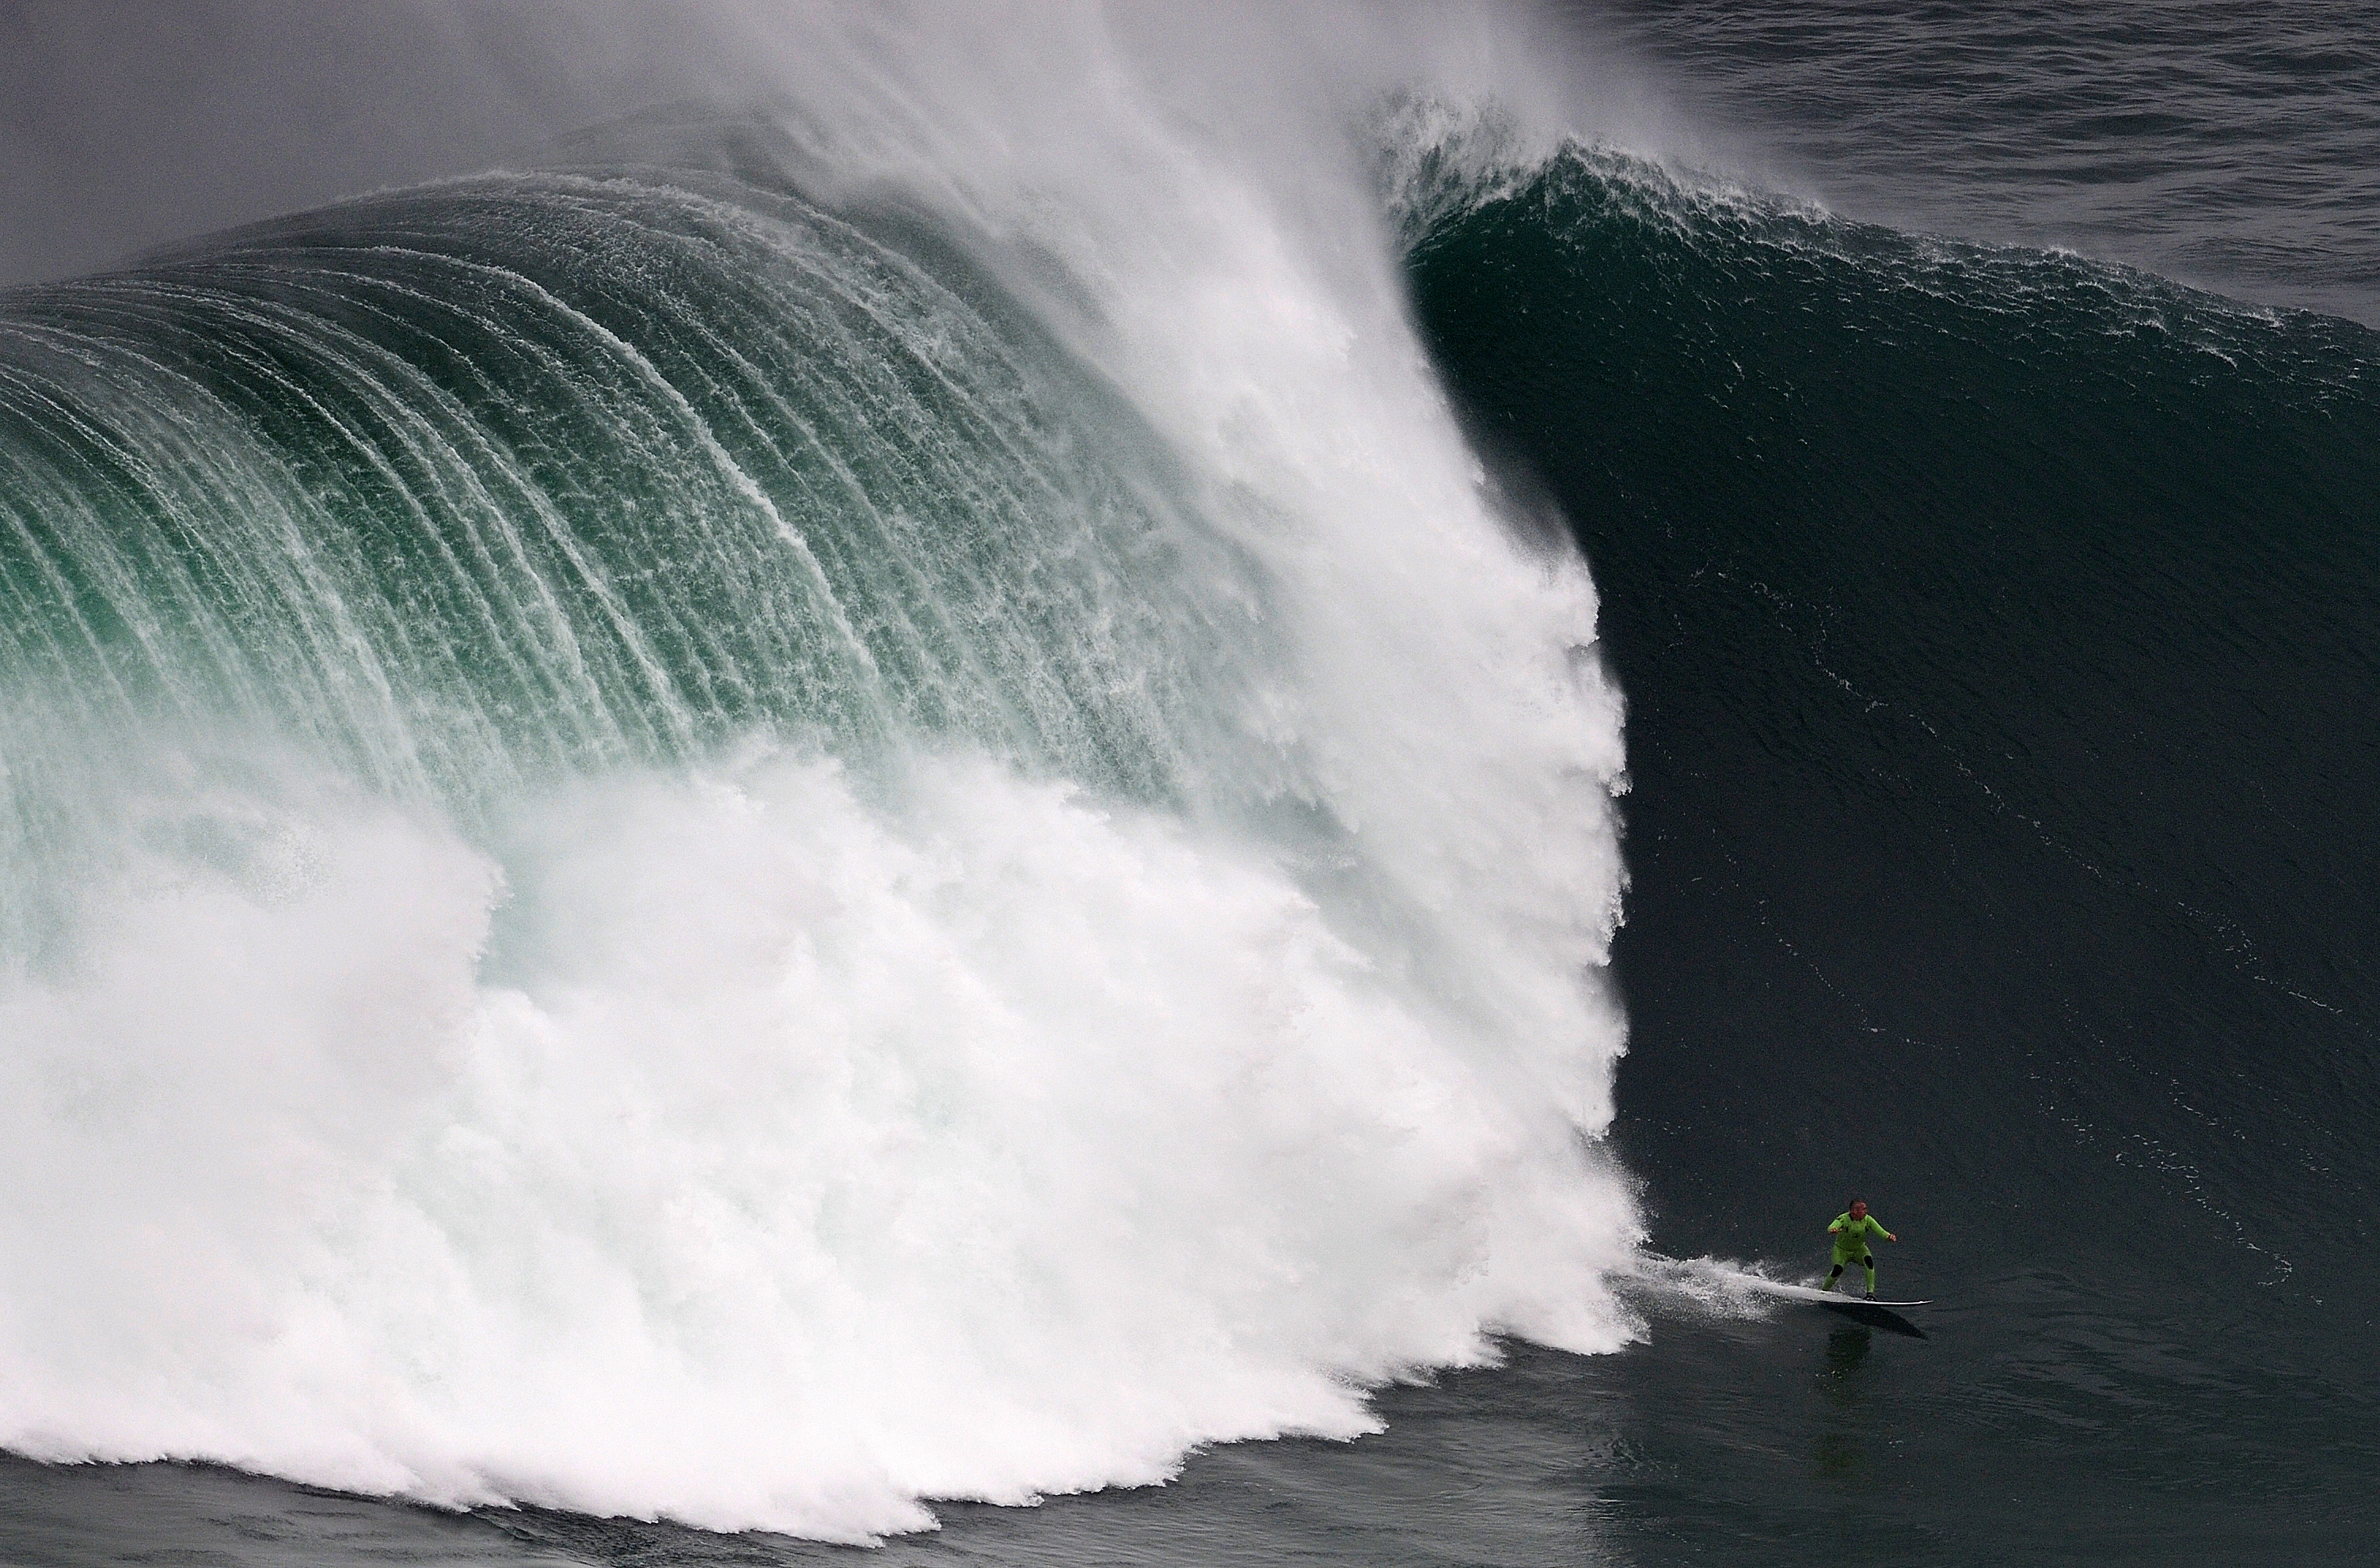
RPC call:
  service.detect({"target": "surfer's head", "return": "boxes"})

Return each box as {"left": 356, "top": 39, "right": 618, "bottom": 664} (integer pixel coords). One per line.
{"left": 1849, "top": 1199, "right": 1868, "bottom": 1220}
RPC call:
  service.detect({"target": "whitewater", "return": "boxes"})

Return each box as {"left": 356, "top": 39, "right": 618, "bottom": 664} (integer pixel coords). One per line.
{"left": 0, "top": 7, "right": 1637, "bottom": 1541}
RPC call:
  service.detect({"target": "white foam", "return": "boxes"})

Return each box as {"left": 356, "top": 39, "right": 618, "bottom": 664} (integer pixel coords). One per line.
{"left": 0, "top": 741, "right": 1632, "bottom": 1538}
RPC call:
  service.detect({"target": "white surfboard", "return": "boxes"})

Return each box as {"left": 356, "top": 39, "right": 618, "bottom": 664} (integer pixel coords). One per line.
{"left": 1728, "top": 1274, "right": 1930, "bottom": 1309}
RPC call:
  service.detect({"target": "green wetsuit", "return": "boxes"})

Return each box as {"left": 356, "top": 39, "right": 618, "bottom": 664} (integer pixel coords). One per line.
{"left": 1827, "top": 1212, "right": 1891, "bottom": 1293}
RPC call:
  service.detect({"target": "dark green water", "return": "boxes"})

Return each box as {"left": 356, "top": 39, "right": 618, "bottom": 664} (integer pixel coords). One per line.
{"left": 1406, "top": 146, "right": 2380, "bottom": 1559}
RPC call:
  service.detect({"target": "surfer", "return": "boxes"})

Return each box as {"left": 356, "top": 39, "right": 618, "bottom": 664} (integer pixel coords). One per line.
{"left": 1825, "top": 1200, "right": 1898, "bottom": 1297}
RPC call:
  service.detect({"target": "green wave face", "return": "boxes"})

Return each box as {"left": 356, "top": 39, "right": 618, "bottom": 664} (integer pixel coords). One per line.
{"left": 0, "top": 165, "right": 1262, "bottom": 811}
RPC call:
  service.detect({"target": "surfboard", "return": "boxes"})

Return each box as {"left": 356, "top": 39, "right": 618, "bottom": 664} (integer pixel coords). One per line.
{"left": 1724, "top": 1273, "right": 1931, "bottom": 1337}
{"left": 1733, "top": 1277, "right": 1930, "bottom": 1309}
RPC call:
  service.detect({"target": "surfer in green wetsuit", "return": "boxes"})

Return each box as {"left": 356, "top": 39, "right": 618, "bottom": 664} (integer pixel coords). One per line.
{"left": 1826, "top": 1199, "right": 1898, "bottom": 1296}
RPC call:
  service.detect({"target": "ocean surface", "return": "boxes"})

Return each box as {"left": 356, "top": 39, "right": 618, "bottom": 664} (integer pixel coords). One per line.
{"left": 0, "top": 6, "right": 2374, "bottom": 1566}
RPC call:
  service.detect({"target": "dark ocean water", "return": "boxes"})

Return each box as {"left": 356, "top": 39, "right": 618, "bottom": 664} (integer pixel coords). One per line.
{"left": 1595, "top": 0, "right": 2380, "bottom": 326}
{"left": 1412, "top": 149, "right": 2380, "bottom": 1560}
{"left": 2, "top": 6, "right": 2378, "bottom": 1566}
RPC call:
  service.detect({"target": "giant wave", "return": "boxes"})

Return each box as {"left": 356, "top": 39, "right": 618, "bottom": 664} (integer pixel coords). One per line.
{"left": 0, "top": 15, "right": 1635, "bottom": 1543}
